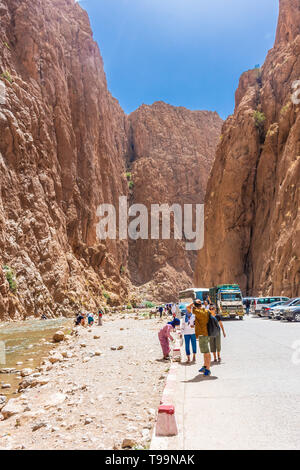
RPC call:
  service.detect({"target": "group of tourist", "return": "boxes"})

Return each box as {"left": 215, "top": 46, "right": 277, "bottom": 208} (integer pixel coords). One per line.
{"left": 157, "top": 303, "right": 181, "bottom": 318}
{"left": 75, "top": 309, "right": 104, "bottom": 327}
{"left": 158, "top": 298, "right": 226, "bottom": 377}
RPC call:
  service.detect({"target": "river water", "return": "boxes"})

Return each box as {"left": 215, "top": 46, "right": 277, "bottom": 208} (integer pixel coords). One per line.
{"left": 0, "top": 318, "right": 72, "bottom": 399}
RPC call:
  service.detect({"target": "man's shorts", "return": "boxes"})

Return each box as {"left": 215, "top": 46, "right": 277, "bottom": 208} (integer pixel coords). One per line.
{"left": 209, "top": 334, "right": 221, "bottom": 353}
{"left": 198, "top": 335, "right": 210, "bottom": 354}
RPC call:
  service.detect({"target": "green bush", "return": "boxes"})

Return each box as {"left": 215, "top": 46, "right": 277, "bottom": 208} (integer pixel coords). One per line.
{"left": 3, "top": 265, "right": 17, "bottom": 292}
{"left": 125, "top": 172, "right": 132, "bottom": 181}
{"left": 280, "top": 103, "right": 290, "bottom": 116}
{"left": 128, "top": 180, "right": 134, "bottom": 190}
{"left": 102, "top": 290, "right": 110, "bottom": 300}
{"left": 253, "top": 110, "right": 266, "bottom": 129}
{"left": 145, "top": 301, "right": 155, "bottom": 308}
{"left": 1, "top": 70, "right": 12, "bottom": 83}
{"left": 127, "top": 303, "right": 133, "bottom": 309}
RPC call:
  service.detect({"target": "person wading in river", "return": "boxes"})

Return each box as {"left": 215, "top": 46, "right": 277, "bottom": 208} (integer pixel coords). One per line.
{"left": 187, "top": 299, "right": 211, "bottom": 376}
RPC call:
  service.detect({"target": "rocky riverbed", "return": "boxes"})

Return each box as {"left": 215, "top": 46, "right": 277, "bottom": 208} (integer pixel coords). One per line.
{"left": 0, "top": 313, "right": 170, "bottom": 450}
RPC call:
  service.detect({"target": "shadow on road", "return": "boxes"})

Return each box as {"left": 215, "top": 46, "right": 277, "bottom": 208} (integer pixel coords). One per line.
{"left": 182, "top": 374, "right": 218, "bottom": 383}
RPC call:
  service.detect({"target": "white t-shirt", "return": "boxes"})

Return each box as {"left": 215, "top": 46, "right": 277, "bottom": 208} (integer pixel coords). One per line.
{"left": 181, "top": 314, "right": 196, "bottom": 336}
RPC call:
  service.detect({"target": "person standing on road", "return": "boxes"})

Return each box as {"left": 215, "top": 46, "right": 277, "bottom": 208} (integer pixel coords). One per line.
{"left": 176, "top": 303, "right": 181, "bottom": 319}
{"left": 98, "top": 308, "right": 104, "bottom": 326}
{"left": 158, "top": 318, "right": 180, "bottom": 360}
{"left": 158, "top": 305, "right": 164, "bottom": 318}
{"left": 187, "top": 299, "right": 211, "bottom": 376}
{"left": 181, "top": 310, "right": 197, "bottom": 363}
{"left": 209, "top": 305, "right": 226, "bottom": 363}
{"left": 171, "top": 303, "right": 177, "bottom": 318}
{"left": 203, "top": 300, "right": 210, "bottom": 311}
{"left": 245, "top": 299, "right": 251, "bottom": 315}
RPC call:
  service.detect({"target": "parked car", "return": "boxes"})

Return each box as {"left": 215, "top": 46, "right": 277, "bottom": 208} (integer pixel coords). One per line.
{"left": 254, "top": 296, "right": 290, "bottom": 316}
{"left": 261, "top": 301, "right": 287, "bottom": 318}
{"left": 270, "top": 298, "right": 300, "bottom": 320}
{"left": 280, "top": 301, "right": 300, "bottom": 322}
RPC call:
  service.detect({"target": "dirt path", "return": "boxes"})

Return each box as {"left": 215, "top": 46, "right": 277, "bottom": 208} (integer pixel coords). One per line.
{"left": 0, "top": 314, "right": 170, "bottom": 450}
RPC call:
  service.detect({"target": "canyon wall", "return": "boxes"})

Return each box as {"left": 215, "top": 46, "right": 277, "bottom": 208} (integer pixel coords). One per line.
{"left": 0, "top": 0, "right": 130, "bottom": 320}
{"left": 128, "top": 102, "right": 222, "bottom": 301}
{"left": 0, "top": 0, "right": 222, "bottom": 318}
{"left": 195, "top": 0, "right": 300, "bottom": 297}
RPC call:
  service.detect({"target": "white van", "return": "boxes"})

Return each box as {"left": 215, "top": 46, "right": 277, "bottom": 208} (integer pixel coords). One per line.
{"left": 254, "top": 296, "right": 289, "bottom": 316}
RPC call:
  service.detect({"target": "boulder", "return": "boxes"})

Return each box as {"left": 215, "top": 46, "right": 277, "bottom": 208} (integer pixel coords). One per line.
{"left": 20, "top": 368, "right": 34, "bottom": 377}
{"left": 1, "top": 383, "right": 11, "bottom": 389}
{"left": 122, "top": 438, "right": 136, "bottom": 449}
{"left": 18, "top": 377, "right": 38, "bottom": 391}
{"left": 44, "top": 393, "right": 66, "bottom": 409}
{"left": 53, "top": 331, "right": 65, "bottom": 343}
{"left": 48, "top": 353, "right": 63, "bottom": 364}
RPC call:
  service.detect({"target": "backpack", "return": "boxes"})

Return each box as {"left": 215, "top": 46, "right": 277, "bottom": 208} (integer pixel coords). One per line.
{"left": 207, "top": 314, "right": 220, "bottom": 337}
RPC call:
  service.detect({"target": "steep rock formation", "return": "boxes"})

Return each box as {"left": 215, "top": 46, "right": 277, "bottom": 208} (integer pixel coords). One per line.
{"left": 128, "top": 103, "right": 222, "bottom": 301}
{"left": 0, "top": 0, "right": 129, "bottom": 320}
{"left": 0, "top": 0, "right": 223, "bottom": 319}
{"left": 195, "top": 0, "right": 300, "bottom": 296}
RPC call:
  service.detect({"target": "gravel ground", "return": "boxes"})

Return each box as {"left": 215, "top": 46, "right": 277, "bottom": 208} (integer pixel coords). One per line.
{"left": 0, "top": 314, "right": 170, "bottom": 450}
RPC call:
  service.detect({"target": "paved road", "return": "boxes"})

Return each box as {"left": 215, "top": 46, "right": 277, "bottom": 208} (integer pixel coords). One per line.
{"left": 152, "top": 315, "right": 300, "bottom": 450}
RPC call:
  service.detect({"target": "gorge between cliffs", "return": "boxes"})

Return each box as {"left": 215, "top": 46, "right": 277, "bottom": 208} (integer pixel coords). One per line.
{"left": 0, "top": 0, "right": 299, "bottom": 322}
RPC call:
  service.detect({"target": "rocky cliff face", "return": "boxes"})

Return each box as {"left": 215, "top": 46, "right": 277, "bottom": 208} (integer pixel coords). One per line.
{"left": 0, "top": 0, "right": 222, "bottom": 319}
{"left": 195, "top": 0, "right": 300, "bottom": 297}
{"left": 128, "top": 103, "right": 222, "bottom": 301}
{"left": 0, "top": 0, "right": 130, "bottom": 320}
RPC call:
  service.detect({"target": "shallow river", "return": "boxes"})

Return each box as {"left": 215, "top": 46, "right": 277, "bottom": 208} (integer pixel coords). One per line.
{"left": 0, "top": 318, "right": 72, "bottom": 399}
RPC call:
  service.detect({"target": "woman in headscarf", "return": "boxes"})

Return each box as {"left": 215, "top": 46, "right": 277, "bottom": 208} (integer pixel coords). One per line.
{"left": 181, "top": 309, "right": 197, "bottom": 363}
{"left": 158, "top": 318, "right": 180, "bottom": 360}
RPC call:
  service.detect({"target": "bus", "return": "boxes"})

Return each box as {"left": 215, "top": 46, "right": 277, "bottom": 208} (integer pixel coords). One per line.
{"left": 179, "top": 288, "right": 210, "bottom": 304}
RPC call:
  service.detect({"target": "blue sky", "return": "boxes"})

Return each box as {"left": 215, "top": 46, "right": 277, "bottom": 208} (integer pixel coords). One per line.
{"left": 78, "top": 0, "right": 279, "bottom": 119}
